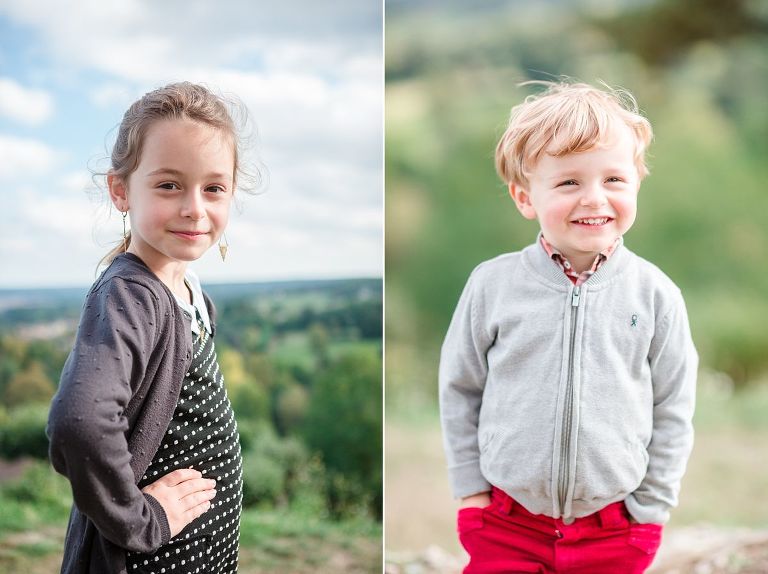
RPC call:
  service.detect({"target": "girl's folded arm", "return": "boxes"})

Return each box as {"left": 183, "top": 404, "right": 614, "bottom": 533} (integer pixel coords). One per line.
{"left": 47, "top": 278, "right": 171, "bottom": 552}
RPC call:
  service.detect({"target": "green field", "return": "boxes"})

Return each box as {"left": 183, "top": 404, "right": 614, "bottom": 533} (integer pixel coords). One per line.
{"left": 0, "top": 467, "right": 382, "bottom": 574}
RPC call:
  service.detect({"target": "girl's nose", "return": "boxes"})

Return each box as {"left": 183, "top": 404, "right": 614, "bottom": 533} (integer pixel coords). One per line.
{"left": 181, "top": 190, "right": 206, "bottom": 219}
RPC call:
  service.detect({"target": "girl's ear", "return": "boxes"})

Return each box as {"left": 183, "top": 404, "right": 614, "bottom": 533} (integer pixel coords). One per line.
{"left": 509, "top": 184, "right": 537, "bottom": 220}
{"left": 107, "top": 172, "right": 129, "bottom": 212}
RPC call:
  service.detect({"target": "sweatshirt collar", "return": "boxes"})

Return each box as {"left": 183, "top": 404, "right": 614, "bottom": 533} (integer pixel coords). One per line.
{"left": 526, "top": 232, "right": 628, "bottom": 288}
{"left": 539, "top": 234, "right": 621, "bottom": 286}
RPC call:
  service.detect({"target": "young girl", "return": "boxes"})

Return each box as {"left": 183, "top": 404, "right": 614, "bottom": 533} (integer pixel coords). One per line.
{"left": 47, "top": 82, "right": 247, "bottom": 574}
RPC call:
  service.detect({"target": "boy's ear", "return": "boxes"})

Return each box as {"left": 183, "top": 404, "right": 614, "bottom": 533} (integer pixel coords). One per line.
{"left": 508, "top": 184, "right": 537, "bottom": 220}
{"left": 107, "top": 172, "right": 129, "bottom": 212}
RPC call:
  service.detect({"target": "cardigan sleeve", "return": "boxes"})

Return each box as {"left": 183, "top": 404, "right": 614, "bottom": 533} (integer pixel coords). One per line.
{"left": 625, "top": 290, "right": 698, "bottom": 524}
{"left": 47, "top": 277, "right": 172, "bottom": 552}
{"left": 438, "top": 269, "right": 494, "bottom": 499}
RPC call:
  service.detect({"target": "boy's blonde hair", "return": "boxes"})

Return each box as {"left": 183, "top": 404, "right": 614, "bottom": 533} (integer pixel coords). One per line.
{"left": 495, "top": 81, "right": 653, "bottom": 188}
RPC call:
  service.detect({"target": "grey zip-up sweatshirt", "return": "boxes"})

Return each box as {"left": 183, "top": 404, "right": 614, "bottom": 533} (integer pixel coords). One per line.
{"left": 439, "top": 238, "right": 697, "bottom": 524}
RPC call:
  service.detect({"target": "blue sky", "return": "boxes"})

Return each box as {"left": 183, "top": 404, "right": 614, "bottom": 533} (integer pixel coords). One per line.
{"left": 0, "top": 0, "right": 383, "bottom": 287}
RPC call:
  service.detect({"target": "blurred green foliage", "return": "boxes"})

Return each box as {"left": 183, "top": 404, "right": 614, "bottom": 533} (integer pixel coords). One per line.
{"left": 240, "top": 421, "right": 311, "bottom": 508}
{"left": 0, "top": 404, "right": 50, "bottom": 459}
{"left": 0, "top": 461, "right": 72, "bottom": 534}
{"left": 386, "top": 0, "right": 768, "bottom": 397}
{"left": 0, "top": 461, "right": 71, "bottom": 513}
{"left": 0, "top": 336, "right": 67, "bottom": 405}
{"left": 302, "top": 349, "right": 383, "bottom": 520}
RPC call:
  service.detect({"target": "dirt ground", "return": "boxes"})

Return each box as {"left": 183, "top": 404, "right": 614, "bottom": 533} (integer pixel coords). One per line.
{"left": 385, "top": 418, "right": 461, "bottom": 555}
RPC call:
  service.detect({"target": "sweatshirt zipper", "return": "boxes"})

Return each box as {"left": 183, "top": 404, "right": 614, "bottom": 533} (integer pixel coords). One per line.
{"left": 558, "top": 285, "right": 580, "bottom": 518}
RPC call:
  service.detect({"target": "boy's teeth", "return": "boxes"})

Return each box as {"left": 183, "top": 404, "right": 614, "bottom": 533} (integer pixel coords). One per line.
{"left": 577, "top": 218, "right": 608, "bottom": 225}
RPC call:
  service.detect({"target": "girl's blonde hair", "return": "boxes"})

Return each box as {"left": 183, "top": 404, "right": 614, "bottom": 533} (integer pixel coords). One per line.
{"left": 100, "top": 81, "right": 252, "bottom": 268}
{"left": 495, "top": 81, "right": 653, "bottom": 189}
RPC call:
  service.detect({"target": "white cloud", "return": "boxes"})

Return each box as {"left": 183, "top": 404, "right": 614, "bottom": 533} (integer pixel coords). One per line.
{"left": 19, "top": 190, "right": 95, "bottom": 238}
{"left": 89, "top": 83, "right": 137, "bottom": 109}
{"left": 0, "top": 77, "right": 54, "bottom": 125}
{"left": 0, "top": 0, "right": 380, "bottom": 83}
{"left": 0, "top": 134, "right": 60, "bottom": 179}
{"left": 0, "top": 0, "right": 383, "bottom": 286}
{"left": 0, "top": 183, "right": 101, "bottom": 287}
{"left": 209, "top": 66, "right": 382, "bottom": 170}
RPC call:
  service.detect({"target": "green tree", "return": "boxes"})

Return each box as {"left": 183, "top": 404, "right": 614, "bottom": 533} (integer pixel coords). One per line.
{"left": 308, "top": 323, "right": 331, "bottom": 368}
{"left": 3, "top": 361, "right": 55, "bottom": 407}
{"left": 275, "top": 383, "right": 309, "bottom": 435}
{"left": 0, "top": 336, "right": 25, "bottom": 397}
{"left": 302, "top": 349, "right": 382, "bottom": 519}
{"left": 591, "top": 0, "right": 767, "bottom": 66}
{"left": 231, "top": 381, "right": 270, "bottom": 422}
{"left": 0, "top": 404, "right": 50, "bottom": 459}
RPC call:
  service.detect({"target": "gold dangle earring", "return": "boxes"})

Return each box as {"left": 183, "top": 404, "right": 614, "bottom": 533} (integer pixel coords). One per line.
{"left": 219, "top": 233, "right": 229, "bottom": 262}
{"left": 122, "top": 211, "right": 128, "bottom": 252}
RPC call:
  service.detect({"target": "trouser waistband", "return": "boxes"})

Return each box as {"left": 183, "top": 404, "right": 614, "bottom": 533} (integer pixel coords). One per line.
{"left": 490, "top": 486, "right": 630, "bottom": 530}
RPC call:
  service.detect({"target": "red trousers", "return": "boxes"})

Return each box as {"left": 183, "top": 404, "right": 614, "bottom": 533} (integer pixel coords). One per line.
{"left": 457, "top": 487, "right": 663, "bottom": 574}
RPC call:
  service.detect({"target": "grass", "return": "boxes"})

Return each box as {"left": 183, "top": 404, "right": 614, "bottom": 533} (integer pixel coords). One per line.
{"left": 0, "top": 466, "right": 381, "bottom": 574}
{"left": 240, "top": 510, "right": 381, "bottom": 573}
{"left": 270, "top": 334, "right": 381, "bottom": 372}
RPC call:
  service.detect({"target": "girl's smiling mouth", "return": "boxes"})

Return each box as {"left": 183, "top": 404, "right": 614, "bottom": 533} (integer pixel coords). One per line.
{"left": 171, "top": 230, "right": 208, "bottom": 239}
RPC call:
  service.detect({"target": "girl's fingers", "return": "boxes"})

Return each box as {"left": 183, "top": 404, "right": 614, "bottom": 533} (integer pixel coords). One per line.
{"left": 161, "top": 468, "right": 203, "bottom": 486}
{"left": 176, "top": 477, "right": 217, "bottom": 498}
{"left": 184, "top": 499, "right": 212, "bottom": 524}
{"left": 181, "top": 488, "right": 216, "bottom": 511}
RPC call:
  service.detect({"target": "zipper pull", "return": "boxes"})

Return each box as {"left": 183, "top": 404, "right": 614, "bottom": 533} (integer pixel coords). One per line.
{"left": 571, "top": 286, "right": 581, "bottom": 307}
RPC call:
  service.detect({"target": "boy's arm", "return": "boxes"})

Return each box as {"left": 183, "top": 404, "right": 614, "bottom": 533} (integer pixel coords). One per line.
{"left": 47, "top": 279, "right": 171, "bottom": 553}
{"left": 439, "top": 270, "right": 494, "bottom": 499}
{"left": 625, "top": 291, "right": 698, "bottom": 524}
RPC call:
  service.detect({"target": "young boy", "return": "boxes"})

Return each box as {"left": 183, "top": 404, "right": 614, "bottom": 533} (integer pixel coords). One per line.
{"left": 439, "top": 82, "right": 697, "bottom": 574}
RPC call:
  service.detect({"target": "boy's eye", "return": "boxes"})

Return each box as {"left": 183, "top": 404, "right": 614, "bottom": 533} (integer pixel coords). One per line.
{"left": 557, "top": 180, "right": 578, "bottom": 187}
{"left": 606, "top": 177, "right": 623, "bottom": 183}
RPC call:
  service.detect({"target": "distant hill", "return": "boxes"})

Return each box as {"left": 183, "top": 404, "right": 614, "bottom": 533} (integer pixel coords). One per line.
{"left": 0, "top": 277, "right": 382, "bottom": 329}
{"left": 204, "top": 277, "right": 381, "bottom": 301}
{"left": 0, "top": 288, "right": 88, "bottom": 313}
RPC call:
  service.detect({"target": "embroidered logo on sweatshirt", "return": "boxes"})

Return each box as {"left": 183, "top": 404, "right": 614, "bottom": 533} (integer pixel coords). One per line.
{"left": 631, "top": 314, "right": 638, "bottom": 327}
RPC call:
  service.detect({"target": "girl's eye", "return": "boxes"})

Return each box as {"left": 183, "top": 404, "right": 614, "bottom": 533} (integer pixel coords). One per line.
{"left": 206, "top": 185, "right": 227, "bottom": 194}
{"left": 159, "top": 182, "right": 179, "bottom": 190}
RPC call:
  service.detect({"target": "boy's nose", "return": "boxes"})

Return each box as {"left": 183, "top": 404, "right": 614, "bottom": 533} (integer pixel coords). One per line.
{"left": 579, "top": 184, "right": 608, "bottom": 207}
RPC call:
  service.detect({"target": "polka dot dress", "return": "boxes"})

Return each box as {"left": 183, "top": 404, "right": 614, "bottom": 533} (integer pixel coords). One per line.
{"left": 127, "top": 312, "right": 243, "bottom": 573}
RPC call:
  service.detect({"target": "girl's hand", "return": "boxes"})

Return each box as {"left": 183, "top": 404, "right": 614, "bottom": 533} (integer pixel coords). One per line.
{"left": 141, "top": 468, "right": 216, "bottom": 538}
{"left": 460, "top": 491, "right": 491, "bottom": 509}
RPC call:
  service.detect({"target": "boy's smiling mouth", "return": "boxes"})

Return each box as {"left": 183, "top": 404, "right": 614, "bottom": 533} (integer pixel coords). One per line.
{"left": 572, "top": 217, "right": 613, "bottom": 226}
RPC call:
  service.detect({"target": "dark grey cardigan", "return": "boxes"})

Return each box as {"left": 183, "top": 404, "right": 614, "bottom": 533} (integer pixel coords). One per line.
{"left": 47, "top": 253, "right": 217, "bottom": 574}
